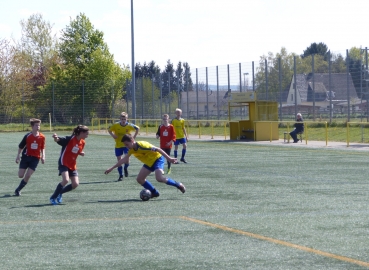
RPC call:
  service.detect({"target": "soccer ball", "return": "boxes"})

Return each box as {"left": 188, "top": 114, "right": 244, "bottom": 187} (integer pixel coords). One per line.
{"left": 140, "top": 189, "right": 151, "bottom": 201}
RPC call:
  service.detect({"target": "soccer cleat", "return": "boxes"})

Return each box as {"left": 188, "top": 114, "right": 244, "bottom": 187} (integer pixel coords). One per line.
{"left": 151, "top": 191, "right": 160, "bottom": 198}
{"left": 117, "top": 176, "right": 123, "bottom": 182}
{"left": 167, "top": 168, "right": 171, "bottom": 175}
{"left": 56, "top": 194, "right": 63, "bottom": 204}
{"left": 180, "top": 158, "right": 187, "bottom": 163}
{"left": 124, "top": 168, "right": 129, "bottom": 177}
{"left": 50, "top": 198, "right": 58, "bottom": 205}
{"left": 177, "top": 183, "right": 186, "bottom": 193}
{"left": 14, "top": 189, "right": 21, "bottom": 196}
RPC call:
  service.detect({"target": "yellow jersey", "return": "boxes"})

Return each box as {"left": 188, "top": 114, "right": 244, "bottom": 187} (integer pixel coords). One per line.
{"left": 128, "top": 141, "right": 161, "bottom": 167}
{"left": 171, "top": 117, "right": 185, "bottom": 139}
{"left": 109, "top": 122, "right": 139, "bottom": 148}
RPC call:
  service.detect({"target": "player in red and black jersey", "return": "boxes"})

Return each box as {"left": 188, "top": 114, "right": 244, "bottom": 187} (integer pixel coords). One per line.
{"left": 49, "top": 125, "right": 89, "bottom": 205}
{"left": 14, "top": 118, "right": 45, "bottom": 196}
{"left": 156, "top": 114, "right": 176, "bottom": 174}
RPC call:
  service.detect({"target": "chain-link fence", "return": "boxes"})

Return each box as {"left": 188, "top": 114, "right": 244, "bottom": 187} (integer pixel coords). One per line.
{"left": 1, "top": 47, "right": 368, "bottom": 128}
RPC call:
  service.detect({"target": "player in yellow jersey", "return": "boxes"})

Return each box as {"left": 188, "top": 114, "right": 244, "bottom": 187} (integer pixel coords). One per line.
{"left": 104, "top": 134, "right": 186, "bottom": 198}
{"left": 108, "top": 112, "right": 139, "bottom": 181}
{"left": 171, "top": 108, "right": 188, "bottom": 163}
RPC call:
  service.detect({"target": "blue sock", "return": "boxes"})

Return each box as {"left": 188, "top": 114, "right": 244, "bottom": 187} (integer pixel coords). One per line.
{"left": 142, "top": 180, "right": 156, "bottom": 193}
{"left": 166, "top": 178, "right": 179, "bottom": 187}
{"left": 174, "top": 150, "right": 178, "bottom": 158}
{"left": 181, "top": 149, "right": 186, "bottom": 159}
{"left": 16, "top": 179, "right": 27, "bottom": 191}
{"left": 124, "top": 164, "right": 129, "bottom": 170}
{"left": 117, "top": 166, "right": 123, "bottom": 176}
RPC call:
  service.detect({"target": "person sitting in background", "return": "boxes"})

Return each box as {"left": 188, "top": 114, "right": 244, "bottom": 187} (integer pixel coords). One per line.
{"left": 290, "top": 113, "right": 304, "bottom": 143}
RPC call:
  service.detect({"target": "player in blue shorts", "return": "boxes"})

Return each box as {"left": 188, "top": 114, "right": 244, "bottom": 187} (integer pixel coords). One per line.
{"left": 104, "top": 134, "right": 185, "bottom": 198}
{"left": 108, "top": 112, "right": 139, "bottom": 181}
{"left": 171, "top": 108, "right": 188, "bottom": 163}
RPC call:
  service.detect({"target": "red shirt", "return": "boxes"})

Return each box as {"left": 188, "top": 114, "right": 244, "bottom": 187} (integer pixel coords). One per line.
{"left": 19, "top": 132, "right": 45, "bottom": 159}
{"left": 58, "top": 135, "right": 85, "bottom": 170}
{"left": 156, "top": 124, "right": 176, "bottom": 149}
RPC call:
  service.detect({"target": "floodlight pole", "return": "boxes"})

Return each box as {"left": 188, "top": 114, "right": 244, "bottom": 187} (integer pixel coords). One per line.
{"left": 131, "top": 0, "right": 136, "bottom": 122}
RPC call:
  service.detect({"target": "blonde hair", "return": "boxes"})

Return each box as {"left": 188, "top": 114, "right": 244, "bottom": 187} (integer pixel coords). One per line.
{"left": 163, "top": 114, "right": 169, "bottom": 118}
{"left": 175, "top": 108, "right": 182, "bottom": 113}
{"left": 120, "top": 112, "right": 128, "bottom": 118}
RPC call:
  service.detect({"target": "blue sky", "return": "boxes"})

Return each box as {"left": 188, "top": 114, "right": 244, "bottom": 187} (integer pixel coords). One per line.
{"left": 0, "top": 0, "right": 368, "bottom": 70}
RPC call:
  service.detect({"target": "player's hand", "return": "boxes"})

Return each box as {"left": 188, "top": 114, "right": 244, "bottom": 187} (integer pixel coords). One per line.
{"left": 41, "top": 158, "right": 45, "bottom": 164}
{"left": 15, "top": 156, "right": 20, "bottom": 164}
{"left": 169, "top": 157, "right": 178, "bottom": 164}
{"left": 105, "top": 168, "right": 112, "bottom": 174}
{"left": 79, "top": 152, "right": 85, "bottom": 157}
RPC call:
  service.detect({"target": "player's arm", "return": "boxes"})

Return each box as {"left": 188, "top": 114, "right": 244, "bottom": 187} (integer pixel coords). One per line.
{"left": 155, "top": 147, "right": 177, "bottom": 164}
{"left": 105, "top": 154, "right": 130, "bottom": 174}
{"left": 15, "top": 136, "right": 27, "bottom": 163}
{"left": 156, "top": 125, "right": 160, "bottom": 139}
{"left": 108, "top": 129, "right": 117, "bottom": 139}
{"left": 133, "top": 125, "right": 139, "bottom": 139}
{"left": 182, "top": 122, "right": 188, "bottom": 141}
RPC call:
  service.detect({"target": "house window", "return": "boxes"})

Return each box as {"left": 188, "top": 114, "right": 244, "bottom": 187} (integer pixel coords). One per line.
{"left": 291, "top": 94, "right": 293, "bottom": 101}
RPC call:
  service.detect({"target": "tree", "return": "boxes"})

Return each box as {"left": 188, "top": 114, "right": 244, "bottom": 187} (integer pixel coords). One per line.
{"left": 301, "top": 42, "right": 329, "bottom": 60}
{"left": 20, "top": 13, "right": 59, "bottom": 87}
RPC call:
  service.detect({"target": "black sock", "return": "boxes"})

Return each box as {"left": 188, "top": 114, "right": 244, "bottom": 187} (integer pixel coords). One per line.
{"left": 61, "top": 184, "right": 73, "bottom": 194}
{"left": 16, "top": 179, "right": 27, "bottom": 191}
{"left": 50, "top": 183, "right": 63, "bottom": 199}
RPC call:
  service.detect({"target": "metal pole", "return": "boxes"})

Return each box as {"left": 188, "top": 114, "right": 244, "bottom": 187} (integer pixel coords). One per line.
{"left": 141, "top": 77, "right": 144, "bottom": 119}
{"left": 294, "top": 56, "right": 297, "bottom": 116}
{"left": 82, "top": 80, "right": 85, "bottom": 124}
{"left": 168, "top": 72, "right": 171, "bottom": 116}
{"left": 131, "top": 0, "right": 136, "bottom": 122}
{"left": 328, "top": 51, "right": 332, "bottom": 123}
{"left": 360, "top": 58, "right": 362, "bottom": 122}
{"left": 227, "top": 64, "right": 230, "bottom": 92}
{"left": 196, "top": 68, "right": 198, "bottom": 119}
{"left": 252, "top": 61, "right": 255, "bottom": 91}
{"left": 186, "top": 69, "right": 189, "bottom": 119}
{"left": 278, "top": 57, "right": 282, "bottom": 121}
{"left": 160, "top": 74, "right": 162, "bottom": 117}
{"left": 177, "top": 70, "right": 180, "bottom": 111}
{"left": 265, "top": 59, "right": 268, "bottom": 100}
{"left": 216, "top": 66, "right": 219, "bottom": 120}
{"left": 206, "top": 67, "right": 209, "bottom": 119}
{"left": 312, "top": 54, "right": 315, "bottom": 121}
{"left": 366, "top": 47, "right": 368, "bottom": 122}
{"left": 346, "top": 49, "right": 350, "bottom": 122}
{"left": 152, "top": 75, "right": 154, "bottom": 119}
{"left": 239, "top": 63, "right": 242, "bottom": 92}
{"left": 52, "top": 81, "right": 55, "bottom": 124}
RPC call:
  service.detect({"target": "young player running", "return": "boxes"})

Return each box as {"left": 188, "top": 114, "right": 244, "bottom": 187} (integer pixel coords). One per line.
{"left": 104, "top": 134, "right": 185, "bottom": 198}
{"left": 156, "top": 114, "right": 176, "bottom": 174}
{"left": 108, "top": 112, "right": 139, "bottom": 181}
{"left": 14, "top": 118, "right": 45, "bottom": 196}
{"left": 49, "top": 125, "right": 89, "bottom": 205}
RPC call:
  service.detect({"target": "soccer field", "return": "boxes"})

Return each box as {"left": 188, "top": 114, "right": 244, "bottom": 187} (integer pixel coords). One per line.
{"left": 1, "top": 132, "right": 369, "bottom": 269}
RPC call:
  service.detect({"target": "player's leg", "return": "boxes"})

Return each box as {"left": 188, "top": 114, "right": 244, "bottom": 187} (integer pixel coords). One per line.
{"left": 50, "top": 167, "right": 69, "bottom": 204}
{"left": 153, "top": 156, "right": 186, "bottom": 193}
{"left": 115, "top": 148, "right": 124, "bottom": 181}
{"left": 180, "top": 141, "right": 187, "bottom": 163}
{"left": 123, "top": 147, "right": 129, "bottom": 177}
{"left": 15, "top": 157, "right": 38, "bottom": 196}
{"left": 137, "top": 165, "right": 160, "bottom": 197}
{"left": 163, "top": 148, "right": 172, "bottom": 174}
{"left": 173, "top": 141, "right": 179, "bottom": 158}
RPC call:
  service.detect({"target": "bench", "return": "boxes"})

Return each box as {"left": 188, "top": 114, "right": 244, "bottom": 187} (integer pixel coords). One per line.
{"left": 284, "top": 132, "right": 303, "bottom": 143}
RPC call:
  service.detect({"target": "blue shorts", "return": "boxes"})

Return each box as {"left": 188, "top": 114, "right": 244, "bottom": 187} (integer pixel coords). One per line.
{"left": 174, "top": 138, "right": 187, "bottom": 146}
{"left": 143, "top": 156, "right": 165, "bottom": 172}
{"left": 19, "top": 155, "right": 39, "bottom": 171}
{"left": 115, "top": 147, "right": 128, "bottom": 157}
{"left": 58, "top": 165, "right": 78, "bottom": 177}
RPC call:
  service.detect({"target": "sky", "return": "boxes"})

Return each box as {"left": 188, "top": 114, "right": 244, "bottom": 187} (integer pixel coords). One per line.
{"left": 1, "top": 0, "right": 368, "bottom": 71}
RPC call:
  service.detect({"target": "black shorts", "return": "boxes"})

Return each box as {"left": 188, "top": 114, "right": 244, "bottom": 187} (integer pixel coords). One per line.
{"left": 58, "top": 165, "right": 78, "bottom": 177}
{"left": 19, "top": 155, "right": 40, "bottom": 171}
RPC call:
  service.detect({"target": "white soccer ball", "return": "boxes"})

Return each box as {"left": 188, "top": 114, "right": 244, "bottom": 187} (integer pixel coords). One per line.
{"left": 140, "top": 189, "right": 151, "bottom": 201}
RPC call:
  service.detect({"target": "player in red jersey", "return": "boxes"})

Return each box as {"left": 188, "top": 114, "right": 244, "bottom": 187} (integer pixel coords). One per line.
{"left": 156, "top": 114, "right": 176, "bottom": 174}
{"left": 49, "top": 125, "right": 89, "bottom": 205}
{"left": 14, "top": 118, "right": 45, "bottom": 196}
